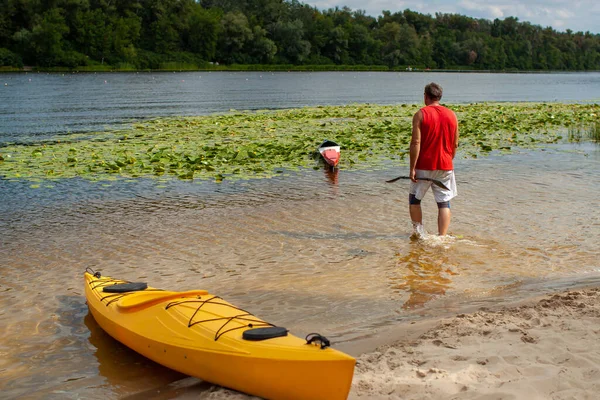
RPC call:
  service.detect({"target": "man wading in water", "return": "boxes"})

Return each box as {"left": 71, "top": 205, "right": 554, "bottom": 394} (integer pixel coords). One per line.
{"left": 409, "top": 82, "right": 459, "bottom": 237}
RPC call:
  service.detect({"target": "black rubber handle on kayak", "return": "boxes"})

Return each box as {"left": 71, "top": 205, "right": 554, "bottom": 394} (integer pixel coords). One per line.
{"left": 305, "top": 333, "right": 331, "bottom": 349}
{"left": 385, "top": 176, "right": 450, "bottom": 191}
{"left": 85, "top": 267, "right": 102, "bottom": 278}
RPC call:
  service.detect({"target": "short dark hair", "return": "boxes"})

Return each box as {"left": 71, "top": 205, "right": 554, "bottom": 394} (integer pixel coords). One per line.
{"left": 424, "top": 82, "right": 443, "bottom": 101}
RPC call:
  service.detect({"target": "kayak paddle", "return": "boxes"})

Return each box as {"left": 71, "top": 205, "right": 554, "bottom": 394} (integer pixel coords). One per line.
{"left": 385, "top": 176, "right": 450, "bottom": 191}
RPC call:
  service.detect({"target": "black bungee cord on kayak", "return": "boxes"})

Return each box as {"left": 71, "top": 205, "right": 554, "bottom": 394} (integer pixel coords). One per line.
{"left": 86, "top": 268, "right": 161, "bottom": 305}
{"left": 166, "top": 296, "right": 278, "bottom": 341}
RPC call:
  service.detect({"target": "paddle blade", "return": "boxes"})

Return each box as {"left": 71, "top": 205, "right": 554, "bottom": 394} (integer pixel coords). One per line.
{"left": 431, "top": 179, "right": 450, "bottom": 191}
{"left": 385, "top": 176, "right": 450, "bottom": 191}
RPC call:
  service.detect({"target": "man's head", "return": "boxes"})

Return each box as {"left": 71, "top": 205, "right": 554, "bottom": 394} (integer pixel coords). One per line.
{"left": 424, "top": 82, "right": 443, "bottom": 103}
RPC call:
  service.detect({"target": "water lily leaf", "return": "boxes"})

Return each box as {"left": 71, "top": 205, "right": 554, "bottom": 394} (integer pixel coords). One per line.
{"left": 179, "top": 171, "right": 194, "bottom": 180}
{"left": 235, "top": 149, "right": 249, "bottom": 160}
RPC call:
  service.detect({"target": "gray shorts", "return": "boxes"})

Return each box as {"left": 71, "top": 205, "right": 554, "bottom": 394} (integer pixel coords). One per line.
{"left": 409, "top": 169, "right": 457, "bottom": 203}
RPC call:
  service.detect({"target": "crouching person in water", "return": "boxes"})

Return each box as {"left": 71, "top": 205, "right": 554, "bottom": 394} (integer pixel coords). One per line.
{"left": 409, "top": 82, "right": 459, "bottom": 236}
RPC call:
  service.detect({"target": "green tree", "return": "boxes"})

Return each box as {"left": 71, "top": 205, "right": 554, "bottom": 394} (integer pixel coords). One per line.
{"left": 140, "top": 0, "right": 179, "bottom": 54}
{"left": 217, "top": 11, "right": 253, "bottom": 63}
{"left": 403, "top": 9, "right": 433, "bottom": 35}
{"left": 72, "top": 8, "right": 112, "bottom": 63}
{"left": 29, "top": 8, "right": 69, "bottom": 66}
{"left": 2, "top": 1, "right": 598, "bottom": 70}
{"left": 322, "top": 26, "right": 348, "bottom": 63}
{"left": 347, "top": 23, "right": 379, "bottom": 65}
{"left": 378, "top": 21, "right": 419, "bottom": 67}
{"left": 0, "top": 47, "right": 23, "bottom": 67}
{"left": 112, "top": 15, "right": 141, "bottom": 63}
{"left": 270, "top": 19, "right": 311, "bottom": 64}
{"left": 246, "top": 25, "right": 277, "bottom": 63}
{"left": 184, "top": 5, "right": 219, "bottom": 60}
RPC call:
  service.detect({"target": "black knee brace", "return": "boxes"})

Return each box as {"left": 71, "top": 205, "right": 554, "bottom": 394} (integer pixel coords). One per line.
{"left": 437, "top": 201, "right": 450, "bottom": 209}
{"left": 409, "top": 194, "right": 421, "bottom": 205}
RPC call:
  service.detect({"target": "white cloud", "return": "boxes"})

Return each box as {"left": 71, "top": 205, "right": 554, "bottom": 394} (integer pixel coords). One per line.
{"left": 458, "top": 0, "right": 506, "bottom": 18}
{"left": 555, "top": 9, "right": 574, "bottom": 19}
{"left": 302, "top": 0, "right": 600, "bottom": 33}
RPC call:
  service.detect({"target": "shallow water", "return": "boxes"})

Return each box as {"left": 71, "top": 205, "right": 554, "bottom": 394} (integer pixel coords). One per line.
{"left": 1, "top": 142, "right": 599, "bottom": 398}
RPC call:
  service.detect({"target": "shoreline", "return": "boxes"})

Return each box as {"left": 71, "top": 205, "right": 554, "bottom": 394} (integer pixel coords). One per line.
{"left": 349, "top": 285, "right": 600, "bottom": 399}
{"left": 3, "top": 67, "right": 600, "bottom": 74}
{"left": 337, "top": 273, "right": 600, "bottom": 358}
{"left": 116, "top": 284, "right": 600, "bottom": 399}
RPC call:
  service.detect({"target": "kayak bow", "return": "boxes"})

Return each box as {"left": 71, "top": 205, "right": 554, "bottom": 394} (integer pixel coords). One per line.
{"left": 318, "top": 140, "right": 341, "bottom": 168}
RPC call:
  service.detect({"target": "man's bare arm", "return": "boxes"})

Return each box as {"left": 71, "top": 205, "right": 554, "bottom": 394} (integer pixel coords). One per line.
{"left": 409, "top": 110, "right": 422, "bottom": 181}
{"left": 452, "top": 112, "right": 459, "bottom": 159}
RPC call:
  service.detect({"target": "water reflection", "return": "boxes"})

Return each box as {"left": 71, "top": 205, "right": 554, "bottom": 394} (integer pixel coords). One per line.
{"left": 84, "top": 312, "right": 185, "bottom": 392}
{"left": 323, "top": 165, "right": 339, "bottom": 186}
{"left": 390, "top": 242, "right": 458, "bottom": 309}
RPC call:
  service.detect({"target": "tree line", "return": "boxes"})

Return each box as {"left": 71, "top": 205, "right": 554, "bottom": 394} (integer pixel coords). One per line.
{"left": 1, "top": 0, "right": 599, "bottom": 71}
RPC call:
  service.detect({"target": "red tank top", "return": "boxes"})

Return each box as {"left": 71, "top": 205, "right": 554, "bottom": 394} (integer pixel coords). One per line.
{"left": 416, "top": 105, "right": 457, "bottom": 170}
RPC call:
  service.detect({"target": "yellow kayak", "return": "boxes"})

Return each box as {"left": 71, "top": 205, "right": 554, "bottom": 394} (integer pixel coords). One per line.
{"left": 84, "top": 270, "right": 355, "bottom": 399}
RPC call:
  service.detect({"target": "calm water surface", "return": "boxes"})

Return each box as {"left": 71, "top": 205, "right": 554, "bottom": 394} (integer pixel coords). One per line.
{"left": 1, "top": 72, "right": 600, "bottom": 398}
{"left": 2, "top": 71, "right": 600, "bottom": 143}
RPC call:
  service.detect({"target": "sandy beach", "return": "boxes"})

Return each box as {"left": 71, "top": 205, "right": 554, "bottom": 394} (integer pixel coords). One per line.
{"left": 143, "top": 286, "right": 600, "bottom": 400}
{"left": 349, "top": 287, "right": 600, "bottom": 400}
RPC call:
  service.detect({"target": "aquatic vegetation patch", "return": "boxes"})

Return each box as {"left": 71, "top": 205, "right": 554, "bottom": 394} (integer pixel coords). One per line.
{"left": 454, "top": 102, "right": 599, "bottom": 157}
{"left": 569, "top": 121, "right": 600, "bottom": 143}
{"left": 0, "top": 103, "right": 598, "bottom": 183}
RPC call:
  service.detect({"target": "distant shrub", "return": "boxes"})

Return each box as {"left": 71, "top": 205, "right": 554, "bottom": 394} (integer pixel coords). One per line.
{"left": 158, "top": 61, "right": 198, "bottom": 71}
{"left": 0, "top": 48, "right": 23, "bottom": 68}
{"left": 77, "top": 64, "right": 114, "bottom": 72}
{"left": 114, "top": 62, "right": 136, "bottom": 71}
{"left": 134, "top": 50, "right": 207, "bottom": 70}
{"left": 59, "top": 51, "right": 89, "bottom": 68}
{"left": 305, "top": 54, "right": 333, "bottom": 65}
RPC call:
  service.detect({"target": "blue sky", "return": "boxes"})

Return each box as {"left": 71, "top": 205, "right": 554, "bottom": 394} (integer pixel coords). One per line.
{"left": 302, "top": 0, "right": 600, "bottom": 34}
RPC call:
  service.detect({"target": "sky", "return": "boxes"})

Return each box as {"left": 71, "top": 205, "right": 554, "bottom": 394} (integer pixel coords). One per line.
{"left": 302, "top": 0, "right": 600, "bottom": 34}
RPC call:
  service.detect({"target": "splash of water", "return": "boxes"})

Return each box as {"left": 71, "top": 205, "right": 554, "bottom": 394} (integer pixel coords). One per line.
{"left": 411, "top": 222, "right": 466, "bottom": 249}
{"left": 410, "top": 222, "right": 427, "bottom": 240}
